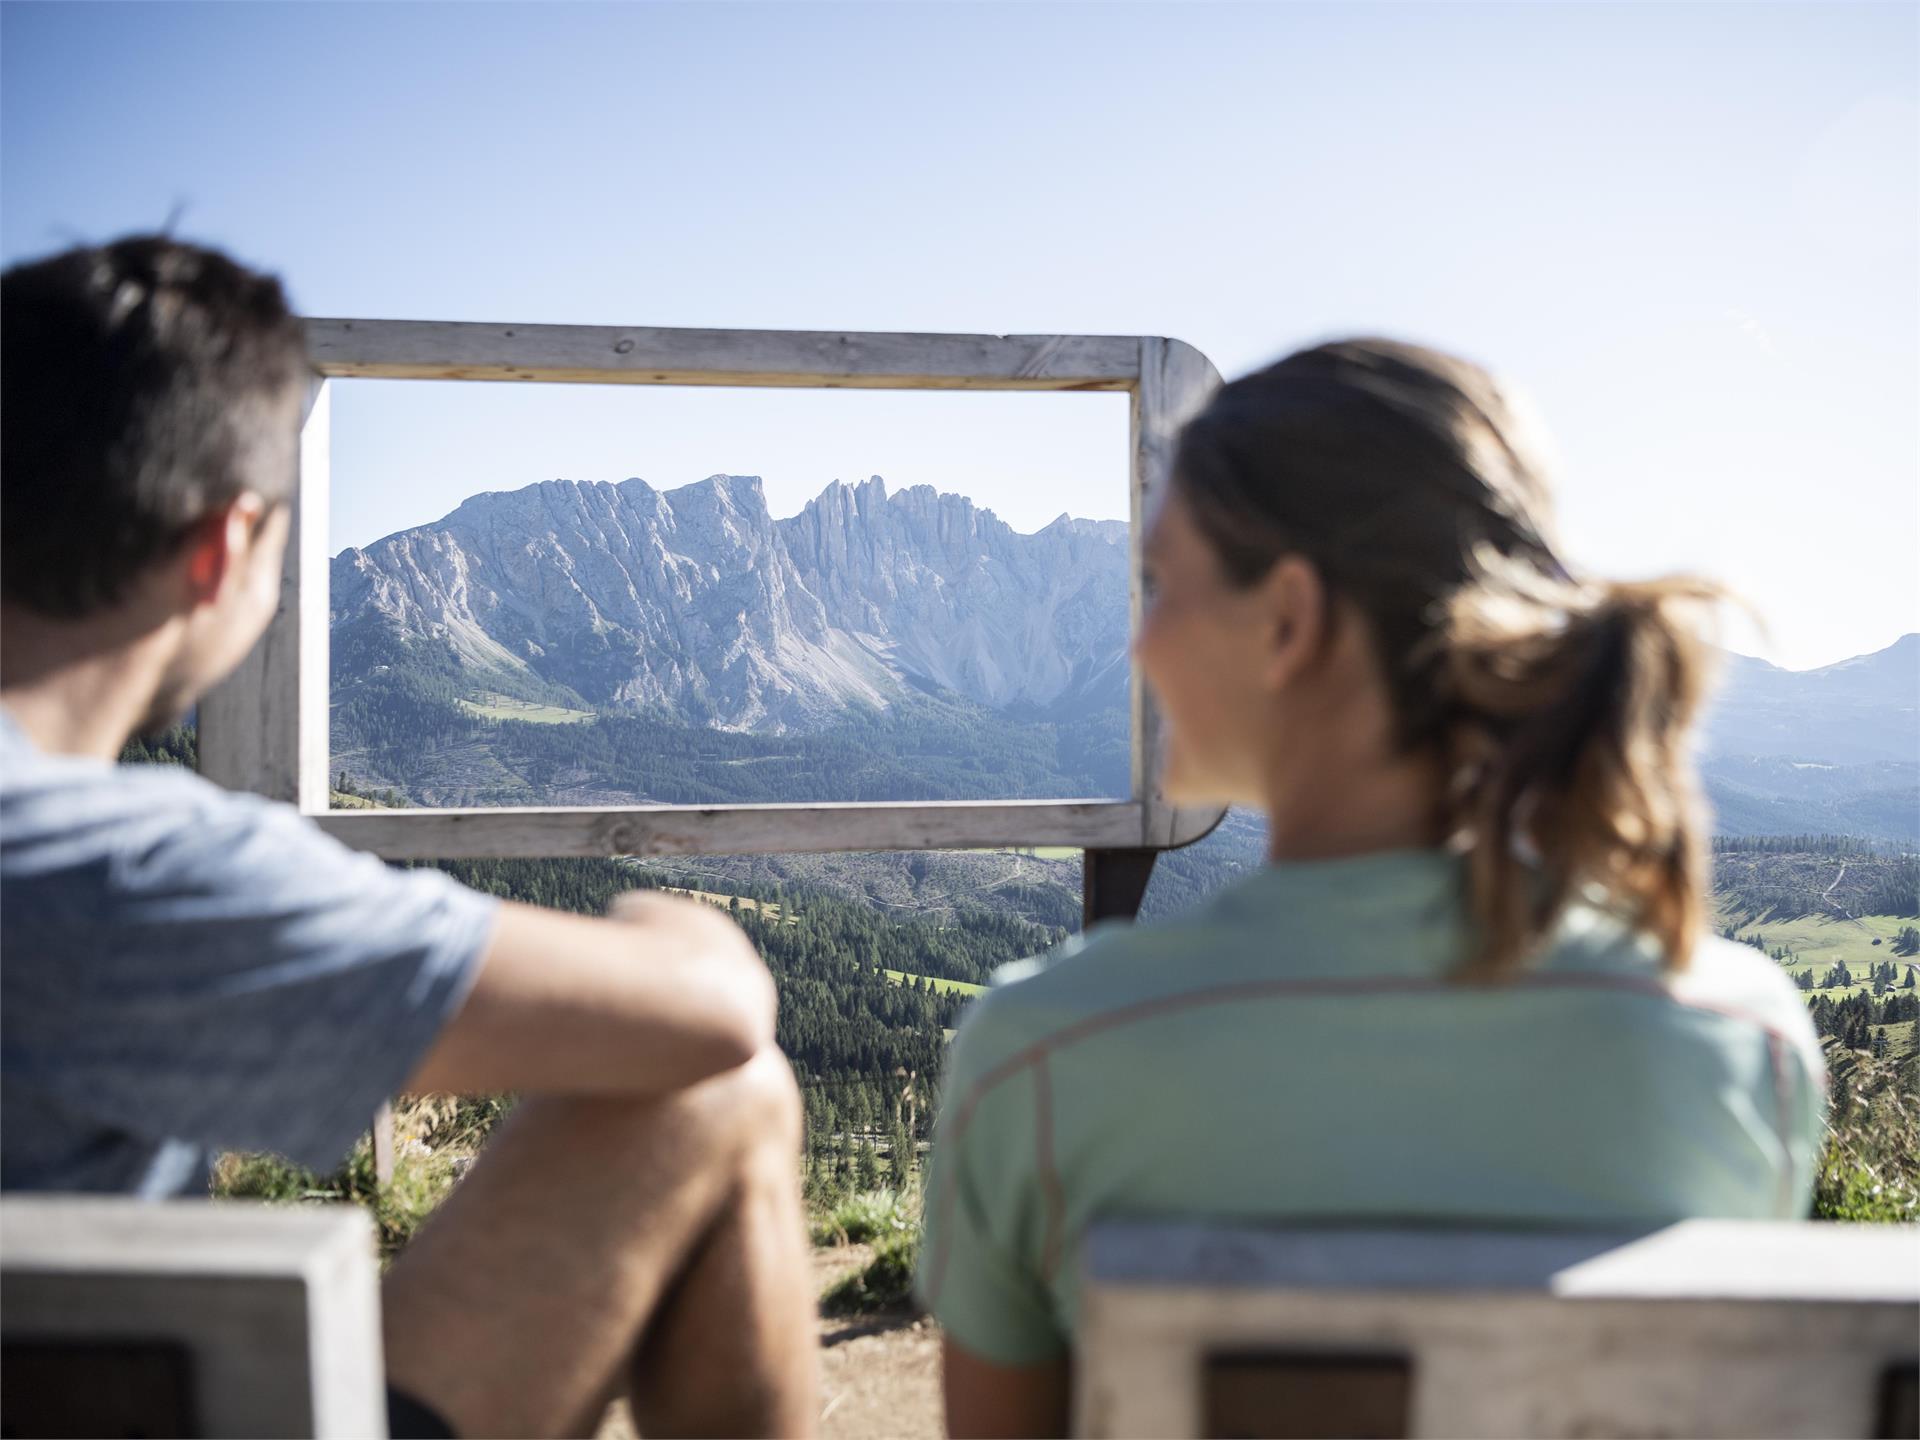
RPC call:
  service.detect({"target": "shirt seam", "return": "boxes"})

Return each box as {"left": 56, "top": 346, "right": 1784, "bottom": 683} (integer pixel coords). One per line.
{"left": 923, "top": 969, "right": 1810, "bottom": 1308}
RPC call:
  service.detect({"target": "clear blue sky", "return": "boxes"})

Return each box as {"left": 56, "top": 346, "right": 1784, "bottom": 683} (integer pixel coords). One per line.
{"left": 4, "top": 1, "right": 1913, "bottom": 670}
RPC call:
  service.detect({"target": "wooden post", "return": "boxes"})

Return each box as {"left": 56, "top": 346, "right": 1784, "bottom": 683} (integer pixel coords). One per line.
{"left": 370, "top": 1103, "right": 394, "bottom": 1187}
{"left": 1084, "top": 848, "right": 1158, "bottom": 928}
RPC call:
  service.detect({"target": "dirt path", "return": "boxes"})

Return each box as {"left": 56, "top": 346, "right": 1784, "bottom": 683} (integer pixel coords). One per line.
{"left": 598, "top": 1244, "right": 942, "bottom": 1439}
{"left": 1820, "top": 862, "right": 1853, "bottom": 917}
{"left": 811, "top": 1243, "right": 943, "bottom": 1440}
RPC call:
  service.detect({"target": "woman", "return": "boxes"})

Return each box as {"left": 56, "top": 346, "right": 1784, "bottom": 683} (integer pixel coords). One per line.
{"left": 914, "top": 339, "right": 1825, "bottom": 1436}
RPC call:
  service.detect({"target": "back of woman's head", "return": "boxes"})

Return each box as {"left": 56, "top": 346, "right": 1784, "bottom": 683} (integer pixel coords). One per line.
{"left": 1175, "top": 337, "right": 1720, "bottom": 978}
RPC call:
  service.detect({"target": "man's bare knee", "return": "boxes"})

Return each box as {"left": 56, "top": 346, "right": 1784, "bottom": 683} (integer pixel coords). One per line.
{"left": 383, "top": 1049, "right": 808, "bottom": 1439}
{"left": 689, "top": 1045, "right": 802, "bottom": 1155}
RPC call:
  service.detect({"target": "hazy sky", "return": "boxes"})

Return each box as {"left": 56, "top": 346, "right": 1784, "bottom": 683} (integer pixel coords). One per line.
{"left": 3, "top": 1, "right": 1914, "bottom": 670}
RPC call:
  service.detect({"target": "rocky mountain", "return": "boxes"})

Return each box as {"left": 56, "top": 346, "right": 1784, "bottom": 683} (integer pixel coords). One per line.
{"left": 331, "top": 474, "right": 1129, "bottom": 732}
{"left": 332, "top": 477, "right": 1916, "bottom": 843}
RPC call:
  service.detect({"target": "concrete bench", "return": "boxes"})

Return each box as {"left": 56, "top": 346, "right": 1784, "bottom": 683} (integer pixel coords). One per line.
{"left": 0, "top": 1196, "right": 386, "bottom": 1438}
{"left": 1075, "top": 1220, "right": 1920, "bottom": 1439}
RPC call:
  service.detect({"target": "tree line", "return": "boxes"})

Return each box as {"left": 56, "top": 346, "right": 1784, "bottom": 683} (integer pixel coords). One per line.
{"left": 1807, "top": 988, "right": 1920, "bottom": 1058}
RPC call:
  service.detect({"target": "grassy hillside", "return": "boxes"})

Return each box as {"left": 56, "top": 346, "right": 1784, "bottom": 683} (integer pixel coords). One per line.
{"left": 1711, "top": 837, "right": 1918, "bottom": 923}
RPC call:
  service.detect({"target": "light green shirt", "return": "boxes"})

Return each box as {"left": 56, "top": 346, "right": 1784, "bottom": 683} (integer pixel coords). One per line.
{"left": 915, "top": 850, "right": 1826, "bottom": 1365}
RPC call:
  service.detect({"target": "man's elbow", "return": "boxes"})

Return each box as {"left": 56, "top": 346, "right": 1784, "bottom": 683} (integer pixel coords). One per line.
{"left": 709, "top": 968, "right": 777, "bottom": 1070}
{"left": 696, "top": 942, "right": 779, "bottom": 1072}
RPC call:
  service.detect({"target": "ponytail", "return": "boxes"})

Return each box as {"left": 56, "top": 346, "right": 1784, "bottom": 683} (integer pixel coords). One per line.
{"left": 1436, "top": 555, "right": 1722, "bottom": 978}
{"left": 1174, "top": 337, "right": 1729, "bottom": 978}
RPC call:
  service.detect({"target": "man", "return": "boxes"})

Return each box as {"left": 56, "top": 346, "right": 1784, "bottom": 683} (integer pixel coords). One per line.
{"left": 0, "top": 236, "right": 819, "bottom": 1439}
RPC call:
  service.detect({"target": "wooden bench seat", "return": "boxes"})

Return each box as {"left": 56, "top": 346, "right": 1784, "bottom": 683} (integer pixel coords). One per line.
{"left": 1, "top": 1197, "right": 386, "bottom": 1439}
{"left": 1075, "top": 1219, "right": 1920, "bottom": 1438}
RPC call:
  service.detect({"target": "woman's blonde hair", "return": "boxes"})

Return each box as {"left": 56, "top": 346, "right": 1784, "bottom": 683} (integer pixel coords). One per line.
{"left": 1174, "top": 338, "right": 1720, "bottom": 978}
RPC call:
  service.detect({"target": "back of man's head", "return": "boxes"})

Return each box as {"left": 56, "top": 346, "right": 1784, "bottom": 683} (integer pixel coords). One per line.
{"left": 1, "top": 236, "right": 310, "bottom": 619}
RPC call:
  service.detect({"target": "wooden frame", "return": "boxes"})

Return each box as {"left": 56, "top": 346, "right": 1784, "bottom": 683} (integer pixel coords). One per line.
{"left": 200, "top": 321, "right": 1226, "bottom": 861}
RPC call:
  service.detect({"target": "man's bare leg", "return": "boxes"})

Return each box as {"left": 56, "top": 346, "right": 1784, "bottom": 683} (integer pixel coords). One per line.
{"left": 628, "top": 1093, "right": 814, "bottom": 1438}
{"left": 381, "top": 1049, "right": 819, "bottom": 1439}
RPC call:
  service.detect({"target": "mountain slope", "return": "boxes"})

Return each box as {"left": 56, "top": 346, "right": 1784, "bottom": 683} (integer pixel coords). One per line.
{"left": 1700, "top": 634, "right": 1918, "bottom": 842}
{"left": 1704, "top": 634, "right": 1918, "bottom": 765}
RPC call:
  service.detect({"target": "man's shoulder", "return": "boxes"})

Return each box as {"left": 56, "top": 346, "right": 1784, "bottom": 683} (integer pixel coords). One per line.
{"left": 1, "top": 740, "right": 284, "bottom": 864}
{"left": 0, "top": 736, "right": 399, "bottom": 934}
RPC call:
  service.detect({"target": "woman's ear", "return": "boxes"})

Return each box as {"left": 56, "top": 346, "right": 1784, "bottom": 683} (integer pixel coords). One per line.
{"left": 1259, "top": 554, "right": 1328, "bottom": 693}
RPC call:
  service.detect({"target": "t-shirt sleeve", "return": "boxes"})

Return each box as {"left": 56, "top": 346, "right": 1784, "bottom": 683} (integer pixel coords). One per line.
{"left": 914, "top": 993, "right": 1068, "bottom": 1366}
{"left": 3, "top": 771, "right": 497, "bottom": 1173}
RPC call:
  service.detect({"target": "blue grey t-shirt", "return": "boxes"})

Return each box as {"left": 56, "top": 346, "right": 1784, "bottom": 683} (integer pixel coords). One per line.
{"left": 0, "top": 709, "right": 498, "bottom": 1196}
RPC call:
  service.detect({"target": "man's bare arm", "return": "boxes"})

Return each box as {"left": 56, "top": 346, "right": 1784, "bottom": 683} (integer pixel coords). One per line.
{"left": 403, "top": 893, "right": 777, "bottom": 1097}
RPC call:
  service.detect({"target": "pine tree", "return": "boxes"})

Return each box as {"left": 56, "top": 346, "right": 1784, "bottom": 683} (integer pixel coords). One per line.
{"left": 887, "top": 1116, "right": 915, "bottom": 1183}
{"left": 853, "top": 1137, "right": 880, "bottom": 1193}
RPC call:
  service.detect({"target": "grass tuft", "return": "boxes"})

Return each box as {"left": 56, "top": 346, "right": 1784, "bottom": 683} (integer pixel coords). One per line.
{"left": 810, "top": 1186, "right": 917, "bottom": 1247}
{"left": 820, "top": 1229, "right": 921, "bottom": 1316}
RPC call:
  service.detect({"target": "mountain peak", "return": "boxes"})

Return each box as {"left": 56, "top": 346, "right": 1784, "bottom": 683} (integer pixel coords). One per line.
{"left": 677, "top": 473, "right": 765, "bottom": 501}
{"left": 1040, "top": 512, "right": 1129, "bottom": 545}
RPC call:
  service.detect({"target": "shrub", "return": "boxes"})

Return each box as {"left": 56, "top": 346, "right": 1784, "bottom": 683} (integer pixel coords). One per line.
{"left": 820, "top": 1228, "right": 921, "bottom": 1316}
{"left": 211, "top": 1094, "right": 513, "bottom": 1263}
{"left": 810, "top": 1185, "right": 917, "bottom": 1247}
{"left": 1812, "top": 1040, "right": 1920, "bottom": 1223}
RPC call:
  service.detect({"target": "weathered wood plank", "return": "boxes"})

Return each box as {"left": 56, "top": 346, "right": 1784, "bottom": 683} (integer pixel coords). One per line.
{"left": 314, "top": 799, "right": 1148, "bottom": 860}
{"left": 305, "top": 319, "right": 1140, "bottom": 391}
{"left": 369, "top": 1101, "right": 394, "bottom": 1187}
{"left": 1130, "top": 338, "right": 1228, "bottom": 850}
{"left": 1083, "top": 1220, "right": 1920, "bottom": 1301}
{"left": 296, "top": 382, "right": 332, "bottom": 814}
{"left": 199, "top": 377, "right": 328, "bottom": 803}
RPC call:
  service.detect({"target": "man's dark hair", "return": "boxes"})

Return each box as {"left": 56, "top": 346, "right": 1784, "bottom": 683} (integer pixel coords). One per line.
{"left": 1, "top": 235, "right": 310, "bottom": 617}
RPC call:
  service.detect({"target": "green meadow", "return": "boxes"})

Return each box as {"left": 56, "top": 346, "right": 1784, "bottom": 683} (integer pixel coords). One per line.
{"left": 882, "top": 968, "right": 986, "bottom": 997}
{"left": 456, "top": 693, "right": 595, "bottom": 725}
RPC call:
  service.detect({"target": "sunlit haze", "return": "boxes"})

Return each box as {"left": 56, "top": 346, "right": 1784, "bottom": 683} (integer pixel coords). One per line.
{"left": 3, "top": 1, "right": 1913, "bottom": 670}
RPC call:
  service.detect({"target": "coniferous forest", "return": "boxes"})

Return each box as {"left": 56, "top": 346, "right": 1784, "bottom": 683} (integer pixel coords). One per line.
{"left": 126, "top": 704, "right": 1920, "bottom": 1216}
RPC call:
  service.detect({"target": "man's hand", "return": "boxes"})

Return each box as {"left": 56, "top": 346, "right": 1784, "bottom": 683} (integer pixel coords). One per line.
{"left": 403, "top": 894, "right": 777, "bottom": 1098}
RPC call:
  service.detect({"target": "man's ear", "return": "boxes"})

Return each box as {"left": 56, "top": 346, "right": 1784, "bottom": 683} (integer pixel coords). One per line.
{"left": 1258, "top": 554, "right": 1328, "bottom": 693}
{"left": 180, "top": 495, "right": 269, "bottom": 605}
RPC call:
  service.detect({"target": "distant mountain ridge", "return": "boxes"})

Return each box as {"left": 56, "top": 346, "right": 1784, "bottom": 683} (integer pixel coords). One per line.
{"left": 332, "top": 474, "right": 1129, "bottom": 732}
{"left": 1705, "top": 633, "right": 1918, "bottom": 765}
{"left": 1701, "top": 633, "right": 1918, "bottom": 845}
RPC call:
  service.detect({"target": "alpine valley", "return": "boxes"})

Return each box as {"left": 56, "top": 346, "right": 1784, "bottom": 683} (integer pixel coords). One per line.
{"left": 328, "top": 472, "right": 1918, "bottom": 924}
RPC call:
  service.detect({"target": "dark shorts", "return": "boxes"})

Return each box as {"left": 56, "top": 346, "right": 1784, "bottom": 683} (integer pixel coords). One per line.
{"left": 387, "top": 1385, "right": 458, "bottom": 1440}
